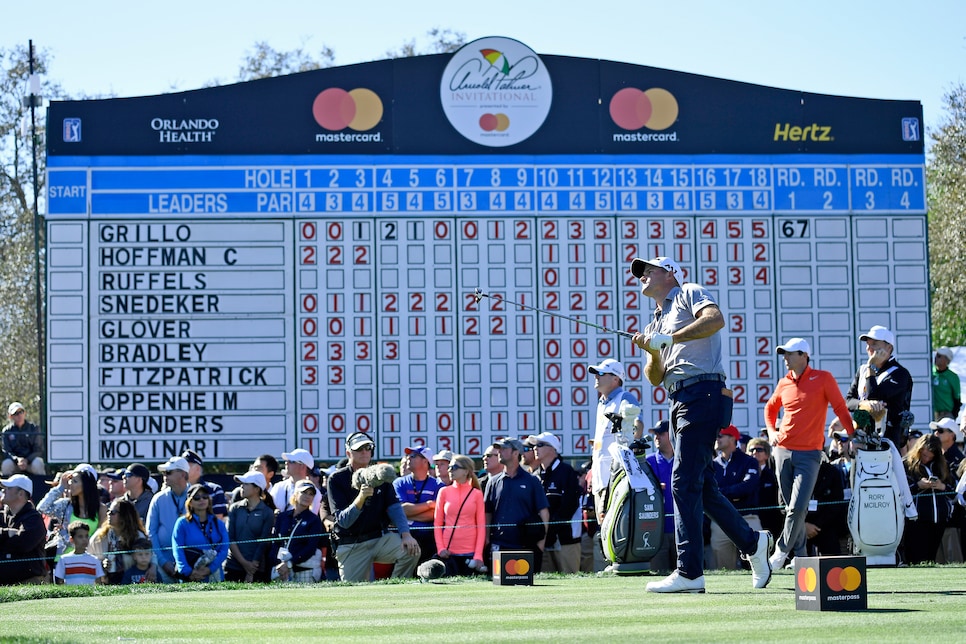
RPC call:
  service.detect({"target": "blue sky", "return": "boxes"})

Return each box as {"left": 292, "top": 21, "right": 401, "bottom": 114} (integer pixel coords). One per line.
{"left": 4, "top": 0, "right": 964, "bottom": 138}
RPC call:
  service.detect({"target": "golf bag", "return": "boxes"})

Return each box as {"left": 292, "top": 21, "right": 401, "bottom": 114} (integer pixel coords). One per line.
{"left": 599, "top": 439, "right": 665, "bottom": 575}
{"left": 847, "top": 410, "right": 906, "bottom": 564}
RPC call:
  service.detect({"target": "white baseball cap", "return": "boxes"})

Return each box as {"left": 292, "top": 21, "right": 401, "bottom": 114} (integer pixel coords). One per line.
{"left": 157, "top": 456, "right": 190, "bottom": 473}
{"left": 7, "top": 402, "right": 24, "bottom": 416}
{"left": 0, "top": 474, "right": 32, "bottom": 496}
{"left": 532, "top": 431, "right": 562, "bottom": 453}
{"left": 281, "top": 448, "right": 315, "bottom": 468}
{"left": 630, "top": 256, "right": 683, "bottom": 284}
{"left": 589, "top": 358, "right": 626, "bottom": 382}
{"left": 936, "top": 347, "right": 953, "bottom": 360}
{"left": 776, "top": 338, "right": 811, "bottom": 354}
{"left": 234, "top": 470, "right": 269, "bottom": 491}
{"left": 930, "top": 418, "right": 963, "bottom": 443}
{"left": 860, "top": 325, "right": 895, "bottom": 346}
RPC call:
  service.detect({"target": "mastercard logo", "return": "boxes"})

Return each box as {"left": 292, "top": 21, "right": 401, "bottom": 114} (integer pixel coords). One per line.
{"left": 609, "top": 87, "right": 679, "bottom": 131}
{"left": 480, "top": 113, "right": 510, "bottom": 132}
{"left": 504, "top": 558, "right": 531, "bottom": 575}
{"left": 312, "top": 88, "right": 383, "bottom": 131}
{"left": 797, "top": 565, "right": 862, "bottom": 593}
{"left": 826, "top": 566, "right": 862, "bottom": 592}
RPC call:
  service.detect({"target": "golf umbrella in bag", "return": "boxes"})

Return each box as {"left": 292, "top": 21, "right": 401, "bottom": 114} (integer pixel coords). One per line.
{"left": 600, "top": 441, "right": 664, "bottom": 574}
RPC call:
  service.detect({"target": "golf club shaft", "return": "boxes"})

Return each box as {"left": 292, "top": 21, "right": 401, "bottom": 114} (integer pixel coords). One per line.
{"left": 475, "top": 289, "right": 635, "bottom": 339}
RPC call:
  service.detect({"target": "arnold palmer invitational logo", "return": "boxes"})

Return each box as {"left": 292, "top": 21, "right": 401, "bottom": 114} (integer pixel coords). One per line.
{"left": 440, "top": 36, "right": 552, "bottom": 147}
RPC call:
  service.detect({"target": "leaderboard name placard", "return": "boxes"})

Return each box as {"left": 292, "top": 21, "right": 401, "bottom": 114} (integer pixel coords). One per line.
{"left": 45, "top": 38, "right": 929, "bottom": 463}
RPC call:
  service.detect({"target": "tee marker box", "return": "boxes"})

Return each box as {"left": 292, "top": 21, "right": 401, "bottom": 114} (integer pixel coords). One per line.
{"left": 492, "top": 550, "right": 534, "bottom": 586}
{"left": 795, "top": 555, "right": 867, "bottom": 611}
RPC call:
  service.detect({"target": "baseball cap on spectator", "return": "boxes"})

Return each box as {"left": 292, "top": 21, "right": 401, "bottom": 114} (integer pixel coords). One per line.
{"left": 181, "top": 450, "right": 204, "bottom": 466}
{"left": 345, "top": 432, "right": 374, "bottom": 453}
{"left": 860, "top": 325, "right": 895, "bottom": 346}
{"left": 497, "top": 437, "right": 525, "bottom": 452}
{"left": 7, "top": 402, "right": 24, "bottom": 416}
{"left": 588, "top": 358, "right": 626, "bottom": 382}
{"left": 295, "top": 479, "right": 317, "bottom": 494}
{"left": 0, "top": 474, "right": 32, "bottom": 496}
{"left": 930, "top": 418, "right": 963, "bottom": 443}
{"left": 432, "top": 449, "right": 454, "bottom": 462}
{"left": 523, "top": 435, "right": 539, "bottom": 447}
{"left": 936, "top": 347, "right": 953, "bottom": 360}
{"left": 124, "top": 463, "right": 151, "bottom": 484}
{"left": 157, "top": 456, "right": 190, "bottom": 473}
{"left": 718, "top": 425, "right": 741, "bottom": 441}
{"left": 282, "top": 448, "right": 315, "bottom": 468}
{"left": 630, "top": 256, "right": 683, "bottom": 284}
{"left": 147, "top": 477, "right": 159, "bottom": 494}
{"left": 404, "top": 446, "right": 433, "bottom": 461}
{"left": 650, "top": 420, "right": 670, "bottom": 435}
{"left": 234, "top": 470, "right": 268, "bottom": 491}
{"left": 532, "top": 431, "right": 562, "bottom": 452}
{"left": 73, "top": 463, "right": 98, "bottom": 479}
{"left": 776, "top": 338, "right": 811, "bottom": 354}
{"left": 98, "top": 468, "right": 123, "bottom": 481}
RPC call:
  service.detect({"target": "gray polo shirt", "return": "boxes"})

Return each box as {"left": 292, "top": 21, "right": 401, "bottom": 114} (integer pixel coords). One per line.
{"left": 644, "top": 284, "right": 726, "bottom": 389}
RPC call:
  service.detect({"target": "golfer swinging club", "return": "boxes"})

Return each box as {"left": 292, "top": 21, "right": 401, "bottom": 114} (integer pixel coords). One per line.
{"left": 630, "top": 256, "right": 773, "bottom": 593}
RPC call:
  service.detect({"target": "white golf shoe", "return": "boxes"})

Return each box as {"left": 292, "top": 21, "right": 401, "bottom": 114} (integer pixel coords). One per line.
{"left": 645, "top": 570, "right": 706, "bottom": 594}
{"left": 743, "top": 530, "right": 774, "bottom": 589}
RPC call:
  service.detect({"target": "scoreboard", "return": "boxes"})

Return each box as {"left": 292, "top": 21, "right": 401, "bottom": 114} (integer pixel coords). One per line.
{"left": 45, "top": 37, "right": 930, "bottom": 464}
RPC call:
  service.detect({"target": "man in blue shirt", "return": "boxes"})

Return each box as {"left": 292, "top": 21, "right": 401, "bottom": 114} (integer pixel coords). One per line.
{"left": 145, "top": 456, "right": 190, "bottom": 584}
{"left": 393, "top": 446, "right": 442, "bottom": 564}
{"left": 645, "top": 420, "right": 676, "bottom": 573}
{"left": 484, "top": 438, "right": 549, "bottom": 561}
{"left": 710, "top": 424, "right": 761, "bottom": 569}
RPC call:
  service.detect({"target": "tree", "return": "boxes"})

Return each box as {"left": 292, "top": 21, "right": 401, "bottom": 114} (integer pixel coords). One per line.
{"left": 927, "top": 82, "right": 966, "bottom": 347}
{"left": 237, "top": 40, "right": 335, "bottom": 81}
{"left": 0, "top": 44, "right": 64, "bottom": 421}
{"left": 384, "top": 28, "right": 466, "bottom": 59}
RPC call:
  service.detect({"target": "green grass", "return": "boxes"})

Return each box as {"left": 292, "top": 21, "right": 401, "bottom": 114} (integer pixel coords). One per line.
{"left": 0, "top": 567, "right": 964, "bottom": 642}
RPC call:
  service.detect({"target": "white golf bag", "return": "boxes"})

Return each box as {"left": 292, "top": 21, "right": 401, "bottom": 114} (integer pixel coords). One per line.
{"left": 847, "top": 410, "right": 908, "bottom": 565}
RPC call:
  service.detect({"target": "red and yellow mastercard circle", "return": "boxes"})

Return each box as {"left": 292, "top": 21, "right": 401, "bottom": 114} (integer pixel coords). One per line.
{"left": 797, "top": 566, "right": 817, "bottom": 592}
{"left": 479, "top": 113, "right": 510, "bottom": 132}
{"left": 609, "top": 87, "right": 678, "bottom": 131}
{"left": 312, "top": 88, "right": 383, "bottom": 131}
{"left": 826, "top": 566, "right": 862, "bottom": 592}
{"left": 504, "top": 558, "right": 530, "bottom": 575}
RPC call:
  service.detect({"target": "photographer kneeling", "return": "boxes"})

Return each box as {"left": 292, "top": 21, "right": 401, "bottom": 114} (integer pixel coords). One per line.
{"left": 326, "top": 432, "right": 420, "bottom": 581}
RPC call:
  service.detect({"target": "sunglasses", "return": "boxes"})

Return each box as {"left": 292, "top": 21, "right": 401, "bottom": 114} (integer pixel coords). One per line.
{"left": 535, "top": 443, "right": 551, "bottom": 448}
{"left": 749, "top": 447, "right": 767, "bottom": 453}
{"left": 191, "top": 495, "right": 210, "bottom": 501}
{"left": 448, "top": 463, "right": 465, "bottom": 471}
{"left": 483, "top": 453, "right": 498, "bottom": 458}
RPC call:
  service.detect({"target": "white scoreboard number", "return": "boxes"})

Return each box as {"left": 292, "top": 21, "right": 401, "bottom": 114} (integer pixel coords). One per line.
{"left": 45, "top": 156, "right": 930, "bottom": 463}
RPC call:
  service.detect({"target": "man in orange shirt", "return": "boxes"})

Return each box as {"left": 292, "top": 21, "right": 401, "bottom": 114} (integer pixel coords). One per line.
{"left": 764, "top": 338, "right": 854, "bottom": 569}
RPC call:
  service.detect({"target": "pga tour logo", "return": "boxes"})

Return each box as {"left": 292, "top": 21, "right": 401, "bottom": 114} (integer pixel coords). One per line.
{"left": 901, "top": 117, "right": 920, "bottom": 142}
{"left": 440, "top": 36, "right": 552, "bottom": 147}
{"left": 63, "top": 118, "right": 81, "bottom": 142}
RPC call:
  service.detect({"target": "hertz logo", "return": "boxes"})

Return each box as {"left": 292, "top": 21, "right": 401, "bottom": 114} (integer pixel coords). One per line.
{"left": 774, "top": 123, "right": 833, "bottom": 142}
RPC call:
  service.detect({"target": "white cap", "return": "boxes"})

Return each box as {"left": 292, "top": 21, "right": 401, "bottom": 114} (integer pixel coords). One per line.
{"left": 532, "top": 431, "right": 562, "bottom": 453}
{"left": 281, "top": 448, "right": 314, "bottom": 468}
{"left": 7, "top": 402, "right": 24, "bottom": 416}
{"left": 936, "top": 347, "right": 953, "bottom": 360}
{"left": 157, "top": 456, "right": 190, "bottom": 473}
{"left": 0, "top": 474, "right": 32, "bottom": 495}
{"left": 433, "top": 449, "right": 454, "bottom": 463}
{"left": 860, "top": 325, "right": 895, "bottom": 346}
{"left": 776, "top": 338, "right": 811, "bottom": 354}
{"left": 630, "top": 256, "right": 683, "bottom": 284}
{"left": 930, "top": 418, "right": 963, "bottom": 443}
{"left": 588, "top": 358, "right": 626, "bottom": 382}
{"left": 72, "top": 463, "right": 98, "bottom": 479}
{"left": 234, "top": 470, "right": 269, "bottom": 491}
